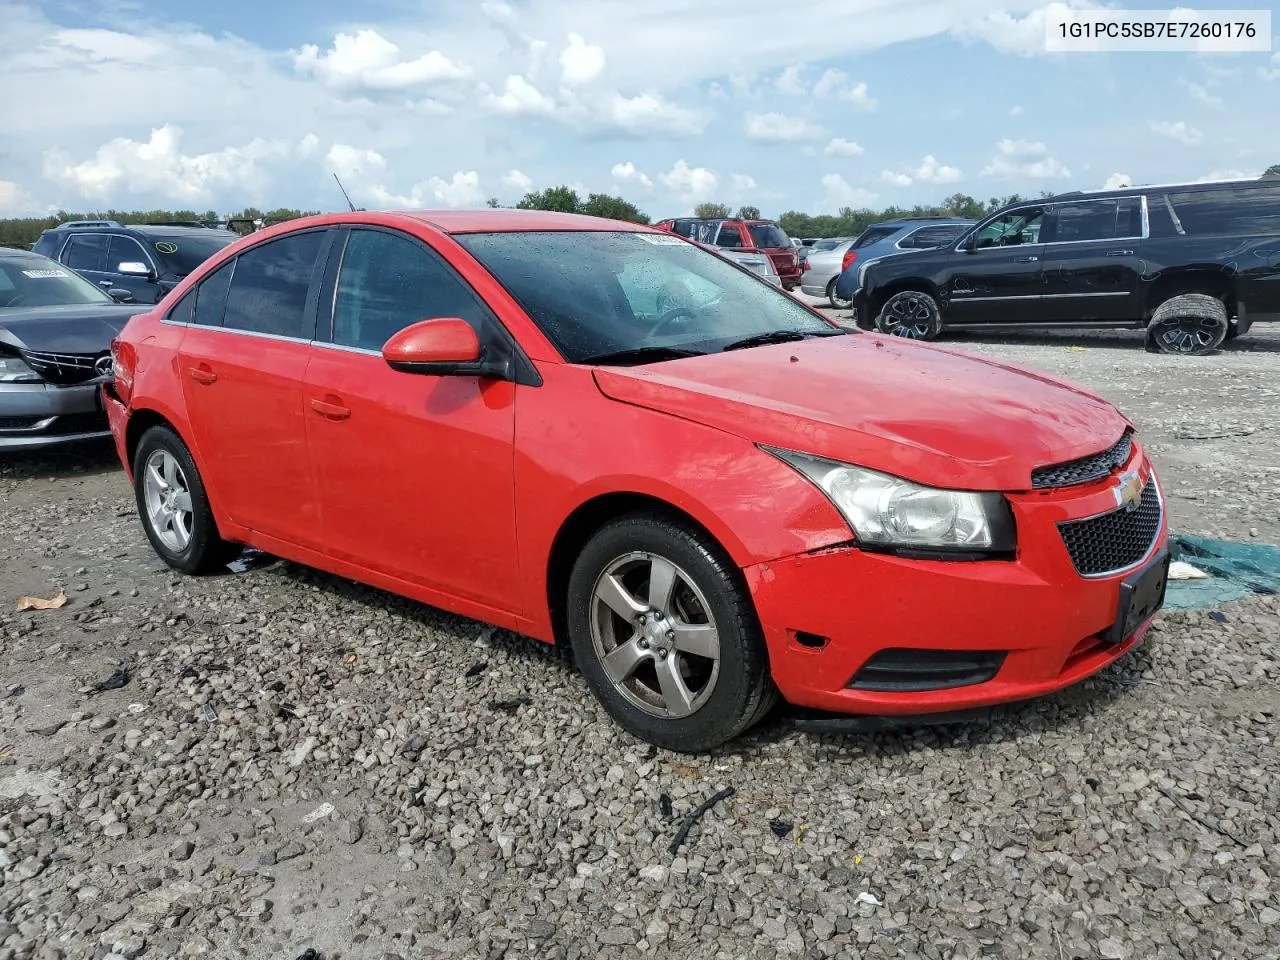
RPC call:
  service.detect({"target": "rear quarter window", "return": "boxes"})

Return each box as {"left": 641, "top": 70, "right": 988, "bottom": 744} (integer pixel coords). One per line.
{"left": 854, "top": 226, "right": 900, "bottom": 248}
{"left": 1164, "top": 186, "right": 1280, "bottom": 237}
{"left": 748, "top": 224, "right": 790, "bottom": 248}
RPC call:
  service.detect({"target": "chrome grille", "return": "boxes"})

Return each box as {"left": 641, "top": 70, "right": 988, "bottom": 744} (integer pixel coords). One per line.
{"left": 20, "top": 349, "right": 108, "bottom": 386}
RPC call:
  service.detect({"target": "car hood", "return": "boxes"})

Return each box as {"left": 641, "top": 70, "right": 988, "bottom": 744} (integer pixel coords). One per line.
{"left": 0, "top": 303, "right": 143, "bottom": 353}
{"left": 591, "top": 334, "right": 1130, "bottom": 491}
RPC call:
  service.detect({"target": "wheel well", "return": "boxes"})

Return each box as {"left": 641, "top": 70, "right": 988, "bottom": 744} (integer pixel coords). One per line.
{"left": 1146, "top": 270, "right": 1235, "bottom": 319}
{"left": 123, "top": 408, "right": 172, "bottom": 471}
{"left": 867, "top": 279, "right": 939, "bottom": 319}
{"left": 544, "top": 493, "right": 733, "bottom": 646}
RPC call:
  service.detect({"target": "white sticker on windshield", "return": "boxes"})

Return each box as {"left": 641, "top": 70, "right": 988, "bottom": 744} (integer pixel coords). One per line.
{"left": 21, "top": 269, "right": 70, "bottom": 279}
{"left": 635, "top": 233, "right": 686, "bottom": 245}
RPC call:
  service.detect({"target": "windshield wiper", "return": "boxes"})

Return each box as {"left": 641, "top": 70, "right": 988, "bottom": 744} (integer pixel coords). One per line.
{"left": 576, "top": 345, "right": 707, "bottom": 366}
{"left": 721, "top": 328, "right": 847, "bottom": 352}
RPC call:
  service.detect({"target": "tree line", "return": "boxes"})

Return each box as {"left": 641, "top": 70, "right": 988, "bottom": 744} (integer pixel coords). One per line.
{"left": 4, "top": 166, "right": 1277, "bottom": 249}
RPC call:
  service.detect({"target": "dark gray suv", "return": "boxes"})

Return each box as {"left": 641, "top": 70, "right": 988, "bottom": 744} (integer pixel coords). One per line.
{"left": 31, "top": 220, "right": 239, "bottom": 304}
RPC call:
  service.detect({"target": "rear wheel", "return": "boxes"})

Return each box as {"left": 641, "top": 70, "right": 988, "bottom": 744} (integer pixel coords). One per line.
{"left": 133, "top": 425, "right": 240, "bottom": 574}
{"left": 565, "top": 513, "right": 776, "bottom": 753}
{"left": 826, "top": 278, "right": 852, "bottom": 310}
{"left": 877, "top": 290, "right": 941, "bottom": 341}
{"left": 1145, "top": 293, "right": 1228, "bottom": 356}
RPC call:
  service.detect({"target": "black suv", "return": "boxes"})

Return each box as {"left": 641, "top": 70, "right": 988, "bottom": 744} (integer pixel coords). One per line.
{"left": 855, "top": 177, "right": 1280, "bottom": 355}
{"left": 31, "top": 220, "right": 240, "bottom": 305}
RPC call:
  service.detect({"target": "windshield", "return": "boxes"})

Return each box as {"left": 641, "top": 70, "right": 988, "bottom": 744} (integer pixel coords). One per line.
{"left": 455, "top": 230, "right": 838, "bottom": 364}
{"left": 747, "top": 223, "right": 790, "bottom": 248}
{"left": 0, "top": 255, "right": 113, "bottom": 308}
{"left": 148, "top": 234, "right": 237, "bottom": 276}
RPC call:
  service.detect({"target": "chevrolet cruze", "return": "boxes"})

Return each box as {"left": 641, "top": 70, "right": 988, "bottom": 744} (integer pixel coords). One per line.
{"left": 103, "top": 210, "right": 1169, "bottom": 752}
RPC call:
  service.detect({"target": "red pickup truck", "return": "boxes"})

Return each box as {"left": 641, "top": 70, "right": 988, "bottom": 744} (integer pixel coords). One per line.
{"left": 654, "top": 217, "right": 802, "bottom": 290}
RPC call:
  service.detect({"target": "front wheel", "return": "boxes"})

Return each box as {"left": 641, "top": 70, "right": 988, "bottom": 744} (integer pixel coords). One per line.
{"left": 565, "top": 514, "right": 776, "bottom": 753}
{"left": 876, "top": 290, "right": 941, "bottom": 340}
{"left": 1145, "top": 293, "right": 1228, "bottom": 356}
{"left": 133, "top": 425, "right": 240, "bottom": 574}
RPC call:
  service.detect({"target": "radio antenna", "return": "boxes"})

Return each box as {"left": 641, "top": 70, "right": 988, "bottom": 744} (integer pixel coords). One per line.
{"left": 333, "top": 173, "right": 357, "bottom": 212}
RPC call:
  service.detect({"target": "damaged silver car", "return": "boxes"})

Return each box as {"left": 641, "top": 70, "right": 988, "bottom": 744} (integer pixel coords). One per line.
{"left": 0, "top": 248, "right": 142, "bottom": 452}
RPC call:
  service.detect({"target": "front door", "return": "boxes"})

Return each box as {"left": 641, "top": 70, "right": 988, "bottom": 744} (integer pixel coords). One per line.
{"left": 303, "top": 226, "right": 520, "bottom": 615}
{"left": 944, "top": 206, "right": 1047, "bottom": 325}
{"left": 1039, "top": 197, "right": 1145, "bottom": 321}
{"left": 176, "top": 228, "right": 332, "bottom": 547}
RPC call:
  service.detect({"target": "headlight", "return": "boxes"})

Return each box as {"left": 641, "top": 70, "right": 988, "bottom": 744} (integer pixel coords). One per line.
{"left": 766, "top": 447, "right": 1016, "bottom": 555}
{"left": 0, "top": 355, "right": 41, "bottom": 383}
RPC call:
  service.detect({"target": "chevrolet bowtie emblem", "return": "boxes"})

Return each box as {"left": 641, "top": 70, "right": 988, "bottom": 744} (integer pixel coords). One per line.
{"left": 1114, "top": 469, "right": 1143, "bottom": 512}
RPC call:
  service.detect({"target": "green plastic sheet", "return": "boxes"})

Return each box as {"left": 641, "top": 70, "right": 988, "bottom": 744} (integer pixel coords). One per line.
{"left": 1165, "top": 534, "right": 1280, "bottom": 610}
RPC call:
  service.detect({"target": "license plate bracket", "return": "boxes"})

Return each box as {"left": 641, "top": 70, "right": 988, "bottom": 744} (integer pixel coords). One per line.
{"left": 1105, "top": 549, "right": 1170, "bottom": 645}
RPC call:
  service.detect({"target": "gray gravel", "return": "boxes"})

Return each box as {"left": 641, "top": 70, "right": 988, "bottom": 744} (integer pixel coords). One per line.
{"left": 2, "top": 324, "right": 1279, "bottom": 960}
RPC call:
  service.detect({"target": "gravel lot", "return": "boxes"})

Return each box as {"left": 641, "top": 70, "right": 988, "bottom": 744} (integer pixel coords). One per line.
{"left": 2, "top": 322, "right": 1278, "bottom": 960}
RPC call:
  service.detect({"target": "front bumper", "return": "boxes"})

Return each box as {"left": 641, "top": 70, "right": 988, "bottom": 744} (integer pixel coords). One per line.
{"left": 744, "top": 455, "right": 1169, "bottom": 717}
{"left": 0, "top": 381, "right": 109, "bottom": 451}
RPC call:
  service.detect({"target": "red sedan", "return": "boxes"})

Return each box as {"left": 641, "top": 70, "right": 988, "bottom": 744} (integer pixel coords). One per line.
{"left": 102, "top": 210, "right": 1169, "bottom": 752}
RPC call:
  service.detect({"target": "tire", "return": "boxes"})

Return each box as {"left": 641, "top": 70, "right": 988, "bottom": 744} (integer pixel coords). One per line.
{"left": 826, "top": 278, "right": 852, "bottom": 310}
{"left": 1222, "top": 323, "right": 1241, "bottom": 342}
{"left": 1145, "top": 293, "right": 1228, "bottom": 356}
{"left": 132, "top": 425, "right": 240, "bottom": 574}
{"left": 876, "top": 290, "right": 941, "bottom": 341}
{"left": 565, "top": 513, "right": 777, "bottom": 753}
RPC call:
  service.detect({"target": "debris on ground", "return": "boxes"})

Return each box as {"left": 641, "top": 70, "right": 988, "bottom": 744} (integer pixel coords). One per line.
{"left": 465, "top": 661, "right": 488, "bottom": 678}
{"left": 669, "top": 786, "right": 735, "bottom": 854}
{"left": 659, "top": 793, "right": 674, "bottom": 821}
{"left": 855, "top": 891, "right": 883, "bottom": 907}
{"left": 1165, "top": 534, "right": 1280, "bottom": 609}
{"left": 16, "top": 589, "right": 67, "bottom": 611}
{"left": 769, "top": 819, "right": 794, "bottom": 838}
{"left": 302, "top": 802, "right": 334, "bottom": 824}
{"left": 1169, "top": 561, "right": 1209, "bottom": 580}
{"left": 90, "top": 666, "right": 130, "bottom": 693}
{"left": 488, "top": 696, "right": 531, "bottom": 713}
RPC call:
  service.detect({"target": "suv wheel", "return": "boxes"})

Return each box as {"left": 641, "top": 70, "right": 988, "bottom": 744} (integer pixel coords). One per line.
{"left": 1146, "top": 293, "right": 1228, "bottom": 356}
{"left": 826, "top": 278, "right": 852, "bottom": 310}
{"left": 565, "top": 513, "right": 777, "bottom": 753}
{"left": 133, "top": 425, "right": 240, "bottom": 574}
{"left": 877, "top": 290, "right": 941, "bottom": 340}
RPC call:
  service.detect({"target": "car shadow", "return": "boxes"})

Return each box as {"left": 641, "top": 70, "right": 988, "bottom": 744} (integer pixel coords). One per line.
{"left": 0, "top": 437, "right": 122, "bottom": 481}
{"left": 938, "top": 328, "right": 1280, "bottom": 354}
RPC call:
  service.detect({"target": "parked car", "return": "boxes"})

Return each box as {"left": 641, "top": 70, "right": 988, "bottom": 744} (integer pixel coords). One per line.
{"left": 31, "top": 220, "right": 240, "bottom": 305}
{"left": 655, "top": 217, "right": 801, "bottom": 290}
{"left": 796, "top": 235, "right": 853, "bottom": 268}
{"left": 104, "top": 209, "right": 1169, "bottom": 751}
{"left": 697, "top": 242, "right": 781, "bottom": 286}
{"left": 0, "top": 248, "right": 142, "bottom": 451}
{"left": 826, "top": 219, "right": 977, "bottom": 310}
{"left": 855, "top": 178, "right": 1280, "bottom": 354}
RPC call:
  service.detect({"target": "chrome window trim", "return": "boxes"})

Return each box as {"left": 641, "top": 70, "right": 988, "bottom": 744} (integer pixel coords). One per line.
{"left": 954, "top": 195, "right": 1150, "bottom": 253}
{"left": 950, "top": 291, "right": 1132, "bottom": 302}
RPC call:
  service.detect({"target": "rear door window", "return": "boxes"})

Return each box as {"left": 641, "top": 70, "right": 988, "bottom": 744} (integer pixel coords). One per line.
{"left": 900, "top": 225, "right": 967, "bottom": 249}
{"left": 747, "top": 223, "right": 790, "bottom": 248}
{"left": 191, "top": 261, "right": 234, "bottom": 327}
{"left": 63, "top": 234, "right": 109, "bottom": 272}
{"left": 221, "top": 231, "right": 326, "bottom": 339}
{"left": 1049, "top": 199, "right": 1122, "bottom": 243}
{"left": 715, "top": 223, "right": 744, "bottom": 248}
{"left": 853, "top": 226, "right": 900, "bottom": 248}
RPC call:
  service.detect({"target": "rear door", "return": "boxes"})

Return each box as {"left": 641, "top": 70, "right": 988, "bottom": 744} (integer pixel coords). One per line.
{"left": 1039, "top": 197, "right": 1145, "bottom": 321}
{"left": 176, "top": 228, "right": 333, "bottom": 547}
{"left": 59, "top": 233, "right": 111, "bottom": 288}
{"left": 104, "top": 235, "right": 163, "bottom": 303}
{"left": 944, "top": 206, "right": 1047, "bottom": 325}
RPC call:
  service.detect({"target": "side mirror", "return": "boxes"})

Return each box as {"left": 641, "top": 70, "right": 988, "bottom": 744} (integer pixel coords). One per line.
{"left": 106, "top": 288, "right": 135, "bottom": 303}
{"left": 117, "top": 261, "right": 154, "bottom": 278}
{"left": 382, "top": 318, "right": 511, "bottom": 379}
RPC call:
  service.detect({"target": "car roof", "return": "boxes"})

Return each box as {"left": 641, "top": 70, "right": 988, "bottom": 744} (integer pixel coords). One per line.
{"left": 875, "top": 217, "right": 976, "bottom": 227}
{"left": 0, "top": 246, "right": 46, "bottom": 260}
{"left": 43, "top": 223, "right": 239, "bottom": 238}
{"left": 1046, "top": 176, "right": 1272, "bottom": 202}
{"left": 247, "top": 209, "right": 662, "bottom": 236}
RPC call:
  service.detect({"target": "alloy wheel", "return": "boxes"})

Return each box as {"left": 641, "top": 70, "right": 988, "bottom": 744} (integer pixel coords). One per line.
{"left": 880, "top": 295, "right": 935, "bottom": 339}
{"left": 142, "top": 449, "right": 194, "bottom": 552}
{"left": 1154, "top": 316, "right": 1224, "bottom": 354}
{"left": 588, "top": 552, "right": 721, "bottom": 719}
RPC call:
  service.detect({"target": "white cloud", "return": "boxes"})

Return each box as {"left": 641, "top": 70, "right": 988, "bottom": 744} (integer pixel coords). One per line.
{"left": 43, "top": 124, "right": 302, "bottom": 203}
{"left": 776, "top": 64, "right": 806, "bottom": 96}
{"left": 881, "top": 155, "right": 963, "bottom": 186}
{"left": 501, "top": 169, "right": 533, "bottom": 192}
{"left": 611, "top": 161, "right": 653, "bottom": 189}
{"left": 1009, "top": 105, "right": 1026, "bottom": 117}
{"left": 812, "top": 69, "right": 876, "bottom": 108}
{"left": 294, "top": 29, "right": 468, "bottom": 93}
{"left": 426, "top": 171, "right": 483, "bottom": 207}
{"left": 952, "top": 1, "right": 1105, "bottom": 56}
{"left": 820, "top": 174, "right": 878, "bottom": 210}
{"left": 731, "top": 173, "right": 757, "bottom": 192}
{"left": 1186, "top": 82, "right": 1222, "bottom": 108}
{"left": 596, "top": 91, "right": 703, "bottom": 137}
{"left": 0, "top": 180, "right": 42, "bottom": 216}
{"left": 980, "top": 139, "right": 1071, "bottom": 179}
{"left": 707, "top": 81, "right": 727, "bottom": 99}
{"left": 487, "top": 74, "right": 557, "bottom": 116}
{"left": 324, "top": 145, "right": 482, "bottom": 208}
{"left": 660, "top": 159, "right": 718, "bottom": 205}
{"left": 1102, "top": 172, "right": 1131, "bottom": 189}
{"left": 824, "top": 138, "right": 864, "bottom": 157}
{"left": 745, "top": 112, "right": 824, "bottom": 143}
{"left": 1150, "top": 120, "right": 1203, "bottom": 145}
{"left": 558, "top": 32, "right": 605, "bottom": 85}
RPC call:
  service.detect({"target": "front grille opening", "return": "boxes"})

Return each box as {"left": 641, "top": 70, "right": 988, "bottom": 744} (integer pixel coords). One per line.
{"left": 20, "top": 349, "right": 109, "bottom": 386}
{"left": 848, "top": 648, "right": 1007, "bottom": 692}
{"left": 1032, "top": 430, "right": 1133, "bottom": 490}
{"left": 1058, "top": 479, "right": 1161, "bottom": 577}
{"left": 0, "top": 416, "right": 47, "bottom": 431}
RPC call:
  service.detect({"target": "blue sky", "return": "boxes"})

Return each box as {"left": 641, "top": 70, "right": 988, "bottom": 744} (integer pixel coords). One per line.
{"left": 1, "top": 0, "right": 1277, "bottom": 219}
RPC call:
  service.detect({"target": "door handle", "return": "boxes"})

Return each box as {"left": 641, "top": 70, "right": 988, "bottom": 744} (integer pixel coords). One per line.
{"left": 1106, "top": 249, "right": 1134, "bottom": 257}
{"left": 98, "top": 280, "right": 113, "bottom": 288}
{"left": 309, "top": 397, "right": 351, "bottom": 421}
{"left": 188, "top": 365, "right": 217, "bottom": 385}
{"left": 1015, "top": 256, "right": 1039, "bottom": 263}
